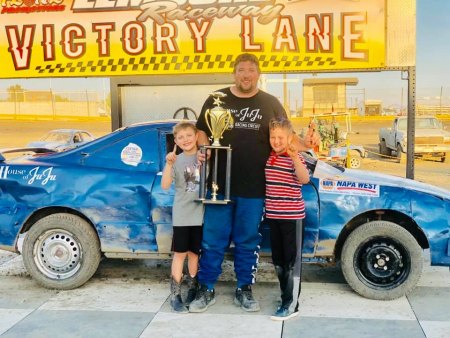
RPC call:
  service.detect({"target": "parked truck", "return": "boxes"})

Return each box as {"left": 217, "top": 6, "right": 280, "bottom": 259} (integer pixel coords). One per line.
{"left": 379, "top": 116, "right": 450, "bottom": 162}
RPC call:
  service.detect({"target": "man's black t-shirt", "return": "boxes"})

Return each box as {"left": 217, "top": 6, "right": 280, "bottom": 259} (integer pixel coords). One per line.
{"left": 196, "top": 87, "right": 287, "bottom": 198}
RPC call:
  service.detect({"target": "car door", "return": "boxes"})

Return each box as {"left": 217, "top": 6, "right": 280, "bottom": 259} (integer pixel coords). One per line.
{"left": 149, "top": 127, "right": 176, "bottom": 254}
{"left": 80, "top": 128, "right": 161, "bottom": 254}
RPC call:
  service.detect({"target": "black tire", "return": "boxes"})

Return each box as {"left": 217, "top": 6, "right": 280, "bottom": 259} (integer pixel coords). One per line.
{"left": 441, "top": 152, "right": 448, "bottom": 163}
{"left": 22, "top": 213, "right": 101, "bottom": 290}
{"left": 341, "top": 220, "right": 422, "bottom": 300}
{"left": 379, "top": 140, "right": 390, "bottom": 157}
{"left": 172, "top": 107, "right": 198, "bottom": 120}
{"left": 396, "top": 144, "right": 405, "bottom": 163}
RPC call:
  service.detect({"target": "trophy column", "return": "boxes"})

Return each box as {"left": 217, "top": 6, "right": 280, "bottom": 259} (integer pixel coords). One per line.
{"left": 198, "top": 145, "right": 232, "bottom": 204}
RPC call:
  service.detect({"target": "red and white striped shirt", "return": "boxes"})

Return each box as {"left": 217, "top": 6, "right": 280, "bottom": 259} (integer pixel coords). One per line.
{"left": 265, "top": 151, "right": 306, "bottom": 220}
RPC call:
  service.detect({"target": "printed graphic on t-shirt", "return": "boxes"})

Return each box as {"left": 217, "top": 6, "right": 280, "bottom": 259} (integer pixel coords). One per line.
{"left": 232, "top": 107, "right": 263, "bottom": 130}
{"left": 184, "top": 163, "right": 200, "bottom": 192}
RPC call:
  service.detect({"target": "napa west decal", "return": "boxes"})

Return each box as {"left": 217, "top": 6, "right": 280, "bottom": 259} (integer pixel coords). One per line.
{"left": 319, "top": 179, "right": 380, "bottom": 197}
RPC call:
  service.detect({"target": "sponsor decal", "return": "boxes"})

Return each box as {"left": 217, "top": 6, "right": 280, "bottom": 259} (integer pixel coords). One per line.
{"left": 1, "top": 0, "right": 65, "bottom": 14}
{"left": 319, "top": 179, "right": 380, "bottom": 197}
{"left": 121, "top": 143, "right": 143, "bottom": 167}
{"left": 0, "top": 165, "right": 27, "bottom": 179}
{"left": 23, "top": 166, "right": 57, "bottom": 185}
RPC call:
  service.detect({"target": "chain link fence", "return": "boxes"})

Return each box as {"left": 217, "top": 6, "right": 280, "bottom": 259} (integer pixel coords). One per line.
{"left": 0, "top": 89, "right": 110, "bottom": 119}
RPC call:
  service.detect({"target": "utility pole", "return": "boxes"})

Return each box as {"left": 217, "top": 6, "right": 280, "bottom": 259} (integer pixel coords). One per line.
{"left": 283, "top": 73, "right": 289, "bottom": 115}
{"left": 401, "top": 87, "right": 404, "bottom": 115}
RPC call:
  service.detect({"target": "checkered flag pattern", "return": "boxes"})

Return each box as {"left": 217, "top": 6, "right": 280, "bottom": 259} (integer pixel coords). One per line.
{"left": 34, "top": 54, "right": 337, "bottom": 74}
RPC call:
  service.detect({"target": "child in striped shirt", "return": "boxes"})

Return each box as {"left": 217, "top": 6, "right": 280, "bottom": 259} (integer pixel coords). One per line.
{"left": 265, "top": 117, "right": 310, "bottom": 320}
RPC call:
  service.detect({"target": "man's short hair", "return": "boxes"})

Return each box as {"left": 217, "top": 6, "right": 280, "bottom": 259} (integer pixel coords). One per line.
{"left": 173, "top": 121, "right": 197, "bottom": 136}
{"left": 233, "top": 53, "right": 260, "bottom": 73}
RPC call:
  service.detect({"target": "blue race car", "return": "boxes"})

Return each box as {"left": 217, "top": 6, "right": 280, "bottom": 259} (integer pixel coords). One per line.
{"left": 1, "top": 120, "right": 449, "bottom": 300}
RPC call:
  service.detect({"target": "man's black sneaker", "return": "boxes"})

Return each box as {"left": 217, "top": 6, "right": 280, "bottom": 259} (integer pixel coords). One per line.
{"left": 234, "top": 285, "right": 260, "bottom": 312}
{"left": 189, "top": 284, "right": 216, "bottom": 313}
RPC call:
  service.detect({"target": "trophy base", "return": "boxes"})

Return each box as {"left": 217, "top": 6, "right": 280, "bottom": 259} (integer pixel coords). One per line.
{"left": 196, "top": 198, "right": 232, "bottom": 205}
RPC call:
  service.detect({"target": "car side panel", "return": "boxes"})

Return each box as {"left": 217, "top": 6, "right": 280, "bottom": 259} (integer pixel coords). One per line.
{"left": 314, "top": 179, "right": 413, "bottom": 257}
{"left": 410, "top": 191, "right": 450, "bottom": 266}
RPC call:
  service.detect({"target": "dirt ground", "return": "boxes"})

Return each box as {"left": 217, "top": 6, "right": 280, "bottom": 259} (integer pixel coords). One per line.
{"left": 1, "top": 118, "right": 449, "bottom": 190}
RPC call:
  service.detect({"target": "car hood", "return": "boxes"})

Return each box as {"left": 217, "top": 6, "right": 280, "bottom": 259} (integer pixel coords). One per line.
{"left": 343, "top": 169, "right": 450, "bottom": 199}
{"left": 312, "top": 160, "right": 450, "bottom": 200}
{"left": 414, "top": 129, "right": 450, "bottom": 137}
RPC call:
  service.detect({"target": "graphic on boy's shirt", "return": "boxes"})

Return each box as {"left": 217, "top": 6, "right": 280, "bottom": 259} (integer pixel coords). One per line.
{"left": 184, "top": 163, "right": 200, "bottom": 192}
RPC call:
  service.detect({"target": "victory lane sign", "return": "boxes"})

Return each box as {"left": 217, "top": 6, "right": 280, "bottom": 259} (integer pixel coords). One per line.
{"left": 0, "top": 0, "right": 385, "bottom": 77}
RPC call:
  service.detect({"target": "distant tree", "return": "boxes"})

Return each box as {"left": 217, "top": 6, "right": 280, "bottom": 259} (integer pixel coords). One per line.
{"left": 7, "top": 84, "right": 25, "bottom": 102}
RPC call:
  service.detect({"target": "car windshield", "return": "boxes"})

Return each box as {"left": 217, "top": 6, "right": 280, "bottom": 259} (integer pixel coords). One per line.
{"left": 300, "top": 152, "right": 345, "bottom": 178}
{"left": 41, "top": 132, "right": 71, "bottom": 142}
{"left": 397, "top": 118, "right": 441, "bottom": 130}
{"left": 311, "top": 157, "right": 345, "bottom": 178}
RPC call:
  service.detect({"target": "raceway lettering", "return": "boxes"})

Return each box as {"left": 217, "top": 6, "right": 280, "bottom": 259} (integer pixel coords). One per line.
{"left": 71, "top": 0, "right": 284, "bottom": 25}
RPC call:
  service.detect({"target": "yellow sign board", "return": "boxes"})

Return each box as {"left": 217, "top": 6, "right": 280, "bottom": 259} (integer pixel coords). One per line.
{"left": 0, "top": 0, "right": 385, "bottom": 78}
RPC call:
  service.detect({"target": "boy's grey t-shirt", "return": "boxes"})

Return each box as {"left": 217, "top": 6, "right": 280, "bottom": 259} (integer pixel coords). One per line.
{"left": 172, "top": 152, "right": 203, "bottom": 227}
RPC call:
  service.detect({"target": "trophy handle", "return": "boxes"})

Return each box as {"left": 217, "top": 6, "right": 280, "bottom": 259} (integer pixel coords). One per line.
{"left": 205, "top": 111, "right": 213, "bottom": 136}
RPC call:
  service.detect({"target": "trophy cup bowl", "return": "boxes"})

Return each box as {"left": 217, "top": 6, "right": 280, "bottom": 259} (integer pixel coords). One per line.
{"left": 205, "top": 92, "right": 232, "bottom": 146}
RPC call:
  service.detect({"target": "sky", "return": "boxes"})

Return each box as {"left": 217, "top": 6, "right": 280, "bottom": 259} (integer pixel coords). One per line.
{"left": 265, "top": 0, "right": 450, "bottom": 110}
{"left": 0, "top": 0, "right": 448, "bottom": 110}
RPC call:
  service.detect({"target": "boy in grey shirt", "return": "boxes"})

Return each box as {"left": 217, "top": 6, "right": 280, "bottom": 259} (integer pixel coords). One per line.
{"left": 162, "top": 122, "right": 204, "bottom": 313}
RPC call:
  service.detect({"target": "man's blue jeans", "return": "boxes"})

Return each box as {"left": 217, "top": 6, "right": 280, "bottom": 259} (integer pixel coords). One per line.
{"left": 198, "top": 196, "right": 264, "bottom": 289}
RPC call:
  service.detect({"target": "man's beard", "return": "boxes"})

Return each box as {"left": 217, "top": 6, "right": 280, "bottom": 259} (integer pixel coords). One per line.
{"left": 236, "top": 82, "right": 256, "bottom": 94}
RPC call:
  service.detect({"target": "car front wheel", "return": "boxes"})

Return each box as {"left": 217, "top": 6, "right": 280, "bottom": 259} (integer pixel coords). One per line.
{"left": 341, "top": 220, "right": 423, "bottom": 300}
{"left": 22, "top": 213, "right": 101, "bottom": 290}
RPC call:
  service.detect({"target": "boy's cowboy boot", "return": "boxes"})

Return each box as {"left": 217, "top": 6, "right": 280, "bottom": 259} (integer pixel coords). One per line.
{"left": 185, "top": 275, "right": 198, "bottom": 305}
{"left": 170, "top": 277, "right": 188, "bottom": 313}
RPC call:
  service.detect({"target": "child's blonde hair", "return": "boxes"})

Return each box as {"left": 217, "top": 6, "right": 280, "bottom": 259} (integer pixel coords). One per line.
{"left": 173, "top": 121, "right": 197, "bottom": 136}
{"left": 269, "top": 117, "right": 293, "bottom": 134}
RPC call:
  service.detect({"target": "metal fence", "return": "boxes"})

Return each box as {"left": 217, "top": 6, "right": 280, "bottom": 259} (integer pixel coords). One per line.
{"left": 0, "top": 89, "right": 110, "bottom": 119}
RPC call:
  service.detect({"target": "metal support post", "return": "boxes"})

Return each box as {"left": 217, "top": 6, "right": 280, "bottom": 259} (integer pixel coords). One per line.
{"left": 406, "top": 66, "right": 416, "bottom": 179}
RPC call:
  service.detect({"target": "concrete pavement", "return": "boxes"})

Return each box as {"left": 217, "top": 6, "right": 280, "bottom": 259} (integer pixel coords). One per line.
{"left": 0, "top": 250, "right": 448, "bottom": 338}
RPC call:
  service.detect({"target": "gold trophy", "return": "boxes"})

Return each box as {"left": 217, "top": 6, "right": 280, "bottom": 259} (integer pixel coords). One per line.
{"left": 198, "top": 92, "right": 233, "bottom": 204}
{"left": 205, "top": 92, "right": 233, "bottom": 146}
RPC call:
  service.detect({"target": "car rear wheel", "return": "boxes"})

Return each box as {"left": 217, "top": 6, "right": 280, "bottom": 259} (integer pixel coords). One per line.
{"left": 379, "top": 140, "right": 390, "bottom": 157}
{"left": 22, "top": 213, "right": 101, "bottom": 290}
{"left": 341, "top": 220, "right": 422, "bottom": 300}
